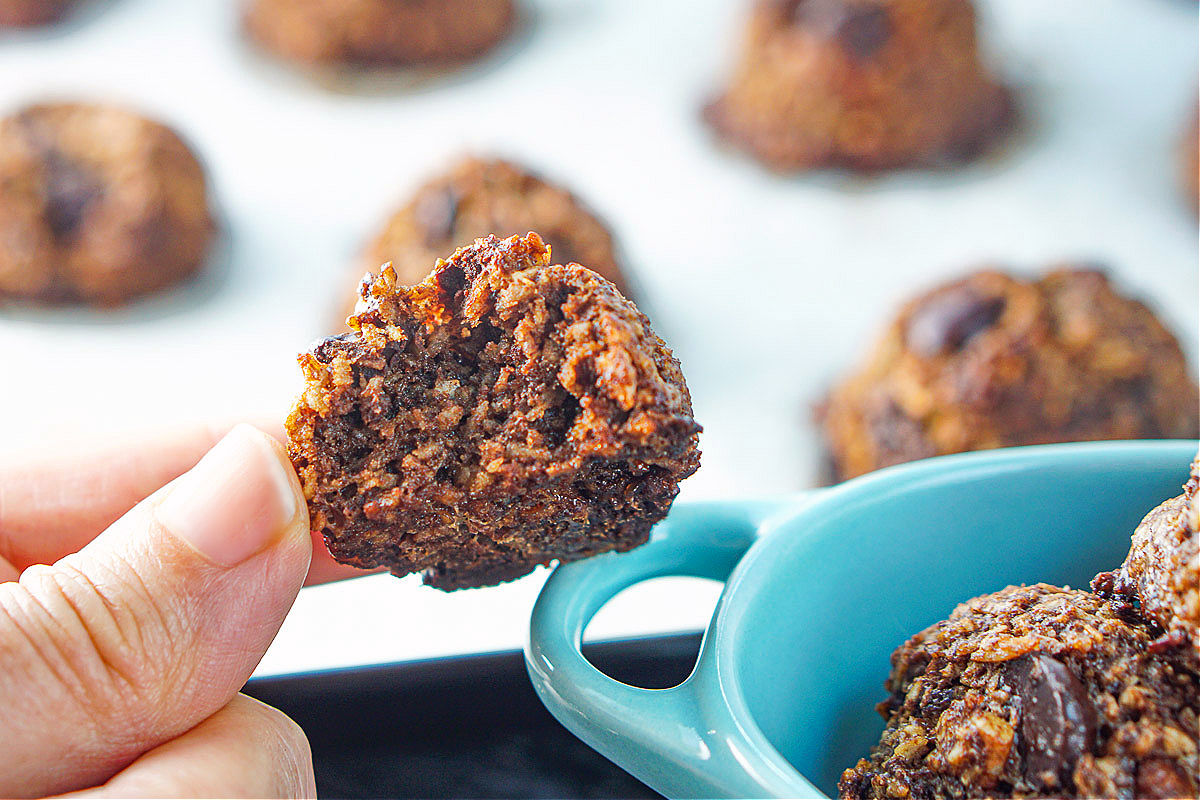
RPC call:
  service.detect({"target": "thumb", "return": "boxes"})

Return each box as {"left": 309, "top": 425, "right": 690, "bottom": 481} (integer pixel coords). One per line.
{"left": 0, "top": 424, "right": 311, "bottom": 798}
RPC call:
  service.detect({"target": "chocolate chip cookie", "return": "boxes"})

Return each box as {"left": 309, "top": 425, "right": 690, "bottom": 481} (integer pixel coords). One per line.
{"left": 1095, "top": 458, "right": 1200, "bottom": 669}
{"left": 704, "top": 0, "right": 1013, "bottom": 171}
{"left": 348, "top": 157, "right": 629, "bottom": 322}
{"left": 0, "top": 103, "right": 216, "bottom": 306}
{"left": 818, "top": 267, "right": 1199, "bottom": 481}
{"left": 287, "top": 233, "right": 700, "bottom": 590}
{"left": 839, "top": 583, "right": 1199, "bottom": 799}
{"left": 243, "top": 0, "right": 515, "bottom": 68}
{"left": 0, "top": 0, "right": 76, "bottom": 27}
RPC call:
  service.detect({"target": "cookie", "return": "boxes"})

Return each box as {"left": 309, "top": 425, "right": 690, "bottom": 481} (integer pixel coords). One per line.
{"left": 1094, "top": 458, "right": 1200, "bottom": 666}
{"left": 704, "top": 0, "right": 1012, "bottom": 171}
{"left": 0, "top": 0, "right": 76, "bottom": 27}
{"left": 1184, "top": 111, "right": 1198, "bottom": 213}
{"left": 348, "top": 157, "right": 629, "bottom": 322}
{"left": 243, "top": 0, "right": 515, "bottom": 68}
{"left": 818, "top": 267, "right": 1199, "bottom": 481}
{"left": 287, "top": 233, "right": 700, "bottom": 590}
{"left": 0, "top": 103, "right": 216, "bottom": 306}
{"left": 839, "top": 584, "right": 1199, "bottom": 799}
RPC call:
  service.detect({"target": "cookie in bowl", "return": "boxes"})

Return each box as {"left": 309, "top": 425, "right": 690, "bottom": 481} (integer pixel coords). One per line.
{"left": 345, "top": 157, "right": 629, "bottom": 322}
{"left": 818, "top": 267, "right": 1199, "bottom": 481}
{"left": 1094, "top": 457, "right": 1199, "bottom": 669}
{"left": 704, "top": 0, "right": 1013, "bottom": 171}
{"left": 838, "top": 583, "right": 1199, "bottom": 799}
{"left": 0, "top": 103, "right": 216, "bottom": 306}
{"left": 288, "top": 233, "right": 700, "bottom": 590}
{"left": 840, "top": 460, "right": 1200, "bottom": 799}
{"left": 243, "top": 0, "right": 515, "bottom": 69}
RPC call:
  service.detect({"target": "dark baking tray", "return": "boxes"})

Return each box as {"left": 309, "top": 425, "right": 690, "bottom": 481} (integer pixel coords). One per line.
{"left": 245, "top": 632, "right": 703, "bottom": 799}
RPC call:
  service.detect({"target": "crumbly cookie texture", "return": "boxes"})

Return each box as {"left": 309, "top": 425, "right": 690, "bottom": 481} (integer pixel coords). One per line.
{"left": 0, "top": 103, "right": 215, "bottom": 306}
{"left": 839, "top": 584, "right": 1200, "bottom": 799}
{"left": 704, "top": 0, "right": 1012, "bottom": 171}
{"left": 288, "top": 233, "right": 700, "bottom": 590}
{"left": 243, "top": 0, "right": 515, "bottom": 68}
{"left": 0, "top": 0, "right": 75, "bottom": 27}
{"left": 1095, "top": 458, "right": 1200, "bottom": 669}
{"left": 349, "top": 157, "right": 628, "bottom": 321}
{"left": 818, "top": 267, "right": 1199, "bottom": 481}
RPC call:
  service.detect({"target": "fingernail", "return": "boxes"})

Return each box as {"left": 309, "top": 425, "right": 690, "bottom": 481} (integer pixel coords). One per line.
{"left": 157, "top": 425, "right": 300, "bottom": 567}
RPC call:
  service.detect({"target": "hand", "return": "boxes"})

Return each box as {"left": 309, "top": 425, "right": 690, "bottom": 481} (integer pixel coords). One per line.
{"left": 0, "top": 423, "right": 348, "bottom": 798}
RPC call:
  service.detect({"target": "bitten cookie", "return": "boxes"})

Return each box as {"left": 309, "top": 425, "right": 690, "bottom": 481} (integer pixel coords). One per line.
{"left": 839, "top": 584, "right": 1199, "bottom": 799}
{"left": 0, "top": 0, "right": 76, "bottom": 27}
{"left": 818, "top": 268, "right": 1199, "bottom": 481}
{"left": 0, "top": 103, "right": 216, "bottom": 306}
{"left": 288, "top": 233, "right": 700, "bottom": 590}
{"left": 1095, "top": 458, "right": 1200, "bottom": 666}
{"left": 348, "top": 157, "right": 629, "bottom": 321}
{"left": 704, "top": 0, "right": 1012, "bottom": 171}
{"left": 243, "top": 0, "right": 515, "bottom": 68}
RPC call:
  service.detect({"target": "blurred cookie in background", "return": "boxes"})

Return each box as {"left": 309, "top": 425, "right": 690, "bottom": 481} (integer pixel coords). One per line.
{"left": 243, "top": 0, "right": 515, "bottom": 69}
{"left": 0, "top": 0, "right": 77, "bottom": 27}
{"left": 1183, "top": 109, "right": 1198, "bottom": 213}
{"left": 344, "top": 157, "right": 628, "bottom": 321}
{"left": 818, "top": 267, "right": 1199, "bottom": 481}
{"left": 705, "top": 0, "right": 1013, "bottom": 171}
{"left": 0, "top": 103, "right": 216, "bottom": 306}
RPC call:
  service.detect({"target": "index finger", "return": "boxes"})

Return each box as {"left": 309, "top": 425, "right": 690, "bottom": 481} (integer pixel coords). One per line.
{"left": 0, "top": 421, "right": 371, "bottom": 586}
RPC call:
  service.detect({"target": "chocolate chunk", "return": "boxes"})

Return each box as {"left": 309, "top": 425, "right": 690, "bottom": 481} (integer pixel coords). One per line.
{"left": 1012, "top": 655, "right": 1097, "bottom": 791}
{"left": 789, "top": 0, "right": 892, "bottom": 60}
{"left": 413, "top": 186, "right": 460, "bottom": 246}
{"left": 865, "top": 396, "right": 935, "bottom": 466}
{"left": 905, "top": 287, "right": 1006, "bottom": 357}
{"left": 42, "top": 150, "right": 103, "bottom": 241}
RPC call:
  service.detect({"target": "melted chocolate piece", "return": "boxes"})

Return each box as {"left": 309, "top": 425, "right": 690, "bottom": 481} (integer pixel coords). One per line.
{"left": 905, "top": 287, "right": 1006, "bottom": 357}
{"left": 1012, "top": 655, "right": 1097, "bottom": 791}
{"left": 413, "top": 186, "right": 460, "bottom": 247}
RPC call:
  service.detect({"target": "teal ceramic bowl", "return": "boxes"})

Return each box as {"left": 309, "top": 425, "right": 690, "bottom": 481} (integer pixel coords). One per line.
{"left": 525, "top": 440, "right": 1198, "bottom": 799}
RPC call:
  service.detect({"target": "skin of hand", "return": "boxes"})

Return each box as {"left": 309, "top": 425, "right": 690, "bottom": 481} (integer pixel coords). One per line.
{"left": 0, "top": 423, "right": 361, "bottom": 798}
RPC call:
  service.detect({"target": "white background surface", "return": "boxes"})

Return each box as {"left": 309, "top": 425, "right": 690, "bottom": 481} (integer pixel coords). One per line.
{"left": 0, "top": 0, "right": 1196, "bottom": 676}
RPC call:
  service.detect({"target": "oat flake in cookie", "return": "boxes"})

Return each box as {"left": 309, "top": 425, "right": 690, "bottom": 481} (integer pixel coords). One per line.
{"left": 704, "top": 0, "right": 1013, "bottom": 171}
{"left": 287, "top": 233, "right": 701, "bottom": 590}
{"left": 0, "top": 103, "right": 216, "bottom": 306}
{"left": 818, "top": 267, "right": 1200, "bottom": 481}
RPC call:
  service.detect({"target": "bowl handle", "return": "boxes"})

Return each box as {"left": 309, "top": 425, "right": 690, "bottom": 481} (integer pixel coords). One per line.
{"left": 525, "top": 498, "right": 822, "bottom": 799}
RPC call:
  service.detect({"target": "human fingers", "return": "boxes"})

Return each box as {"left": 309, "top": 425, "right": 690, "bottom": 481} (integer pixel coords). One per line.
{"left": 60, "top": 694, "right": 315, "bottom": 800}
{"left": 0, "top": 421, "right": 364, "bottom": 585}
{"left": 0, "top": 425, "right": 310, "bottom": 797}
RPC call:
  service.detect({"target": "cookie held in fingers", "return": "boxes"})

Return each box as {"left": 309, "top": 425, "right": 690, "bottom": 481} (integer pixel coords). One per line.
{"left": 0, "top": 103, "right": 216, "bottom": 306}
{"left": 287, "top": 233, "right": 700, "bottom": 590}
